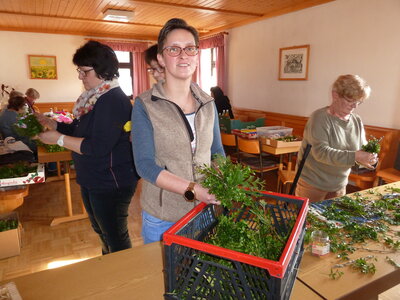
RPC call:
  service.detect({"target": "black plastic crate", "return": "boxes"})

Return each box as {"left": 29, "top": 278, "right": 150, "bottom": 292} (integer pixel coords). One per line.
{"left": 163, "top": 191, "right": 308, "bottom": 300}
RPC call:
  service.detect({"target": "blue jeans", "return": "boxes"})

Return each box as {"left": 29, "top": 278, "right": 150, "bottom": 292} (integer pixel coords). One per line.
{"left": 142, "top": 210, "right": 174, "bottom": 244}
{"left": 81, "top": 185, "right": 135, "bottom": 254}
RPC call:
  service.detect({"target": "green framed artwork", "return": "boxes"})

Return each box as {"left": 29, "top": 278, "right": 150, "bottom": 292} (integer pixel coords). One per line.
{"left": 28, "top": 55, "right": 57, "bottom": 79}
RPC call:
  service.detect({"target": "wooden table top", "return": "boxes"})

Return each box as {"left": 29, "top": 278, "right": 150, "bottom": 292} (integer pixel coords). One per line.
{"left": 1, "top": 242, "right": 322, "bottom": 300}
{"left": 297, "top": 182, "right": 400, "bottom": 300}
{"left": 37, "top": 146, "right": 72, "bottom": 163}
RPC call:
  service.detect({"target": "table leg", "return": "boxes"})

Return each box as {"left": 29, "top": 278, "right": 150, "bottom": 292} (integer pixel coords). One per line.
{"left": 50, "top": 161, "right": 87, "bottom": 226}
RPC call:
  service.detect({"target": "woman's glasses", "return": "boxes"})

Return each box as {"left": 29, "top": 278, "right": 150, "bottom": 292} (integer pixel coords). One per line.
{"left": 162, "top": 46, "right": 199, "bottom": 57}
{"left": 76, "top": 68, "right": 94, "bottom": 77}
{"left": 146, "top": 66, "right": 164, "bottom": 74}
{"left": 342, "top": 96, "right": 363, "bottom": 106}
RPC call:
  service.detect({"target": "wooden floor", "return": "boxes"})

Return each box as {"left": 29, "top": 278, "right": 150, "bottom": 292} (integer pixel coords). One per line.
{"left": 0, "top": 178, "right": 144, "bottom": 281}
{"left": 0, "top": 171, "right": 398, "bottom": 299}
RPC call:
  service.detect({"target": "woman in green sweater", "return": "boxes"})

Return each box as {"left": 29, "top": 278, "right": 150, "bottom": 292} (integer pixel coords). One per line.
{"left": 295, "top": 74, "right": 378, "bottom": 202}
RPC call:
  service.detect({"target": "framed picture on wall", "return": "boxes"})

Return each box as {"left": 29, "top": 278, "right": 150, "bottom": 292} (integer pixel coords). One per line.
{"left": 278, "top": 45, "right": 310, "bottom": 80}
{"left": 28, "top": 55, "right": 58, "bottom": 79}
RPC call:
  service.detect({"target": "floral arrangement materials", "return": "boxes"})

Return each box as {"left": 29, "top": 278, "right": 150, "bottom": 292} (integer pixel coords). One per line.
{"left": 197, "top": 155, "right": 296, "bottom": 261}
{"left": 14, "top": 113, "right": 43, "bottom": 138}
{"left": 306, "top": 186, "right": 400, "bottom": 279}
{"left": 198, "top": 155, "right": 264, "bottom": 209}
{"left": 362, "top": 136, "right": 383, "bottom": 153}
{"left": 36, "top": 141, "right": 65, "bottom": 152}
{"left": 0, "top": 218, "right": 18, "bottom": 232}
{"left": 44, "top": 110, "right": 74, "bottom": 124}
{"left": 163, "top": 159, "right": 308, "bottom": 299}
{"left": 0, "top": 161, "right": 37, "bottom": 179}
{"left": 276, "top": 135, "right": 299, "bottom": 142}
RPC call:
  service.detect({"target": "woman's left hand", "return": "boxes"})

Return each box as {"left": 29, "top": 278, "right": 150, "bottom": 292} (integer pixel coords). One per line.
{"left": 38, "top": 130, "right": 62, "bottom": 145}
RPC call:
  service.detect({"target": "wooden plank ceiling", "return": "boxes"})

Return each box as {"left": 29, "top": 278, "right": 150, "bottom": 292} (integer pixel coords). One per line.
{"left": 0, "top": 0, "right": 334, "bottom": 41}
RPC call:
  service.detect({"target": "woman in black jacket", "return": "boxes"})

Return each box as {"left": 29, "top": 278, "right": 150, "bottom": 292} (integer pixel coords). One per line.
{"left": 37, "top": 41, "right": 139, "bottom": 254}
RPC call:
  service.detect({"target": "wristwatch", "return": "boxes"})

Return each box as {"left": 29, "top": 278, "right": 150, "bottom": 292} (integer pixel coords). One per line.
{"left": 57, "top": 135, "right": 65, "bottom": 147}
{"left": 184, "top": 182, "right": 196, "bottom": 202}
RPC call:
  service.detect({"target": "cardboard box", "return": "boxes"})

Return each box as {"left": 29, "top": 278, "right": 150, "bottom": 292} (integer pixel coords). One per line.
{"left": 0, "top": 163, "right": 45, "bottom": 187}
{"left": 263, "top": 137, "right": 302, "bottom": 148}
{"left": 0, "top": 211, "right": 21, "bottom": 259}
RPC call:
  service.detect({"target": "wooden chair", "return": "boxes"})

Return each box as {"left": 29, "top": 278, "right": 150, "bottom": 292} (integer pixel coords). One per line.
{"left": 236, "top": 136, "right": 279, "bottom": 177}
{"left": 277, "top": 144, "right": 311, "bottom": 194}
{"left": 376, "top": 142, "right": 400, "bottom": 185}
{"left": 220, "top": 132, "right": 238, "bottom": 162}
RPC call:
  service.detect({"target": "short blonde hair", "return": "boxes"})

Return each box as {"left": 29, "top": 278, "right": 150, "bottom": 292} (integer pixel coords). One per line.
{"left": 25, "top": 88, "right": 40, "bottom": 99}
{"left": 332, "top": 74, "right": 371, "bottom": 101}
{"left": 9, "top": 90, "right": 24, "bottom": 99}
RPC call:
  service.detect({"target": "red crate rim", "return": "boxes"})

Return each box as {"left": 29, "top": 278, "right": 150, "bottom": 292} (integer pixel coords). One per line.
{"left": 163, "top": 191, "right": 309, "bottom": 278}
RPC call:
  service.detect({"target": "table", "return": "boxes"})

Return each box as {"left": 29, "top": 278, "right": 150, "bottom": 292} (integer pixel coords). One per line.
{"left": 297, "top": 182, "right": 400, "bottom": 300}
{"left": 0, "top": 186, "right": 29, "bottom": 213}
{"left": 37, "top": 146, "right": 87, "bottom": 226}
{"left": 0, "top": 242, "right": 322, "bottom": 300}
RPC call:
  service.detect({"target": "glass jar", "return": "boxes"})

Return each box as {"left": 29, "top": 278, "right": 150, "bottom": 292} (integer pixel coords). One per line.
{"left": 311, "top": 230, "right": 330, "bottom": 256}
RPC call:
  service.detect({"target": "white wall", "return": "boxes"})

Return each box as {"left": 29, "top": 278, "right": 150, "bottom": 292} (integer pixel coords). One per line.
{"left": 0, "top": 31, "right": 85, "bottom": 104}
{"left": 227, "top": 0, "right": 400, "bottom": 129}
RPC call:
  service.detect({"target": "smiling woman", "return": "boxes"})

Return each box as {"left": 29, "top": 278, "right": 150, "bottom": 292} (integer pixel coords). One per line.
{"left": 131, "top": 18, "right": 225, "bottom": 244}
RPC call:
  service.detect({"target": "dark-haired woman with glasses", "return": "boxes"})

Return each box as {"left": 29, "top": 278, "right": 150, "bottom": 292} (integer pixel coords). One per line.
{"left": 37, "top": 40, "right": 139, "bottom": 254}
{"left": 131, "top": 18, "right": 225, "bottom": 244}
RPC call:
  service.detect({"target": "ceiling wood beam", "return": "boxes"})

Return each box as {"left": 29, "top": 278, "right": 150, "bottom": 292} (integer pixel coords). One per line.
{"left": 129, "top": 0, "right": 263, "bottom": 17}
{"left": 0, "top": 26, "right": 157, "bottom": 41}
{"left": 0, "top": 10, "right": 162, "bottom": 28}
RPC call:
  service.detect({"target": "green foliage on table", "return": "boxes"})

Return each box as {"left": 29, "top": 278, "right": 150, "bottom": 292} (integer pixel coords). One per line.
{"left": 0, "top": 161, "right": 37, "bottom": 179}
{"left": 361, "top": 136, "right": 383, "bottom": 153}
{"left": 0, "top": 218, "right": 18, "bottom": 232}
{"left": 14, "top": 113, "right": 44, "bottom": 138}
{"left": 276, "top": 135, "right": 298, "bottom": 142}
{"left": 308, "top": 186, "right": 400, "bottom": 278}
{"left": 197, "top": 155, "right": 290, "bottom": 261}
{"left": 198, "top": 155, "right": 264, "bottom": 209}
{"left": 36, "top": 141, "right": 65, "bottom": 152}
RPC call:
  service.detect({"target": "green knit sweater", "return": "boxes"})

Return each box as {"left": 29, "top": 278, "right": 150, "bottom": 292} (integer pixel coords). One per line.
{"left": 298, "top": 107, "right": 366, "bottom": 191}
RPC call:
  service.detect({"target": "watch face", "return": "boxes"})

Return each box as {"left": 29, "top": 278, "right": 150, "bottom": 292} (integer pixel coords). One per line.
{"left": 184, "top": 190, "right": 195, "bottom": 202}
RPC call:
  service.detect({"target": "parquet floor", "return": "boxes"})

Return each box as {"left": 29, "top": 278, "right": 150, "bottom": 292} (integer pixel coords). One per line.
{"left": 0, "top": 178, "right": 143, "bottom": 281}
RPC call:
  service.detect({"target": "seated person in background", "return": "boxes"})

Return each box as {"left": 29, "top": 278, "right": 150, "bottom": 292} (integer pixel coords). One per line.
{"left": 295, "top": 74, "right": 378, "bottom": 203}
{"left": 25, "top": 88, "right": 40, "bottom": 113}
{"left": 144, "top": 44, "right": 165, "bottom": 82}
{"left": 0, "top": 95, "right": 37, "bottom": 152}
{"left": 210, "top": 86, "right": 234, "bottom": 119}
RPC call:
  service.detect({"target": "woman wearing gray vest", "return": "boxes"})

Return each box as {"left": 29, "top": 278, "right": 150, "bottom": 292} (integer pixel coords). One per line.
{"left": 131, "top": 18, "right": 225, "bottom": 244}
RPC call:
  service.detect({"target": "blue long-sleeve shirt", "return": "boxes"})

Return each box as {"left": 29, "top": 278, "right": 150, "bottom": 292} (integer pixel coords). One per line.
{"left": 131, "top": 99, "right": 225, "bottom": 184}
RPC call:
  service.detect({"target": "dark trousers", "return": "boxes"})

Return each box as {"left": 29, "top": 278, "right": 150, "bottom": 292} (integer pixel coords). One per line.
{"left": 80, "top": 185, "right": 135, "bottom": 255}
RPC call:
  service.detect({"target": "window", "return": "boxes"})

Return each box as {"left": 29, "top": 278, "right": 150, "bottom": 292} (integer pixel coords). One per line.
{"left": 115, "top": 51, "right": 133, "bottom": 97}
{"left": 200, "top": 48, "right": 217, "bottom": 95}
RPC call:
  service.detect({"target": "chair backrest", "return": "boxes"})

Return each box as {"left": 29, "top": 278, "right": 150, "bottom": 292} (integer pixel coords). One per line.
{"left": 220, "top": 133, "right": 236, "bottom": 147}
{"left": 394, "top": 141, "right": 400, "bottom": 171}
{"left": 289, "top": 144, "right": 312, "bottom": 195}
{"left": 237, "top": 137, "right": 260, "bottom": 154}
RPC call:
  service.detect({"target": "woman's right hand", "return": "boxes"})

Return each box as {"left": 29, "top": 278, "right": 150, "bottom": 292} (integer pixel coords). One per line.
{"left": 35, "top": 113, "right": 57, "bottom": 130}
{"left": 194, "top": 183, "right": 221, "bottom": 205}
{"left": 355, "top": 150, "right": 378, "bottom": 169}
